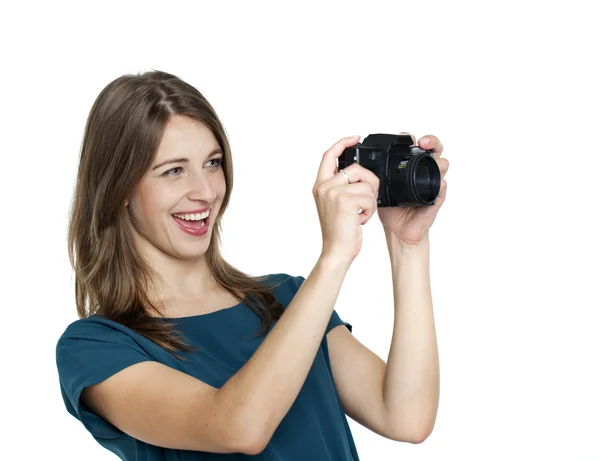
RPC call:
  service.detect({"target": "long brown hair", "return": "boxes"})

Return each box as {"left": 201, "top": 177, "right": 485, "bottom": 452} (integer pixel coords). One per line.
{"left": 68, "top": 70, "right": 287, "bottom": 360}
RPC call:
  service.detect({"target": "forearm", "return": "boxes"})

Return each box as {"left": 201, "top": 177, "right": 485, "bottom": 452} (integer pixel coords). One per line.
{"left": 215, "top": 254, "right": 350, "bottom": 450}
{"left": 383, "top": 237, "right": 440, "bottom": 442}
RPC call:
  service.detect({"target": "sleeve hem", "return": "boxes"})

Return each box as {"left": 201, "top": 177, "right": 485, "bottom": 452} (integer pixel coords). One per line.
{"left": 69, "top": 351, "right": 156, "bottom": 439}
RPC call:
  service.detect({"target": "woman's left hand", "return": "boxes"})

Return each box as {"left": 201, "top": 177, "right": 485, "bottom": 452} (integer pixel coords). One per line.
{"left": 377, "top": 133, "right": 449, "bottom": 246}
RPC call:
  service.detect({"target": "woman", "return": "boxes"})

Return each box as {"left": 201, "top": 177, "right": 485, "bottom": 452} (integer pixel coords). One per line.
{"left": 56, "top": 69, "right": 448, "bottom": 460}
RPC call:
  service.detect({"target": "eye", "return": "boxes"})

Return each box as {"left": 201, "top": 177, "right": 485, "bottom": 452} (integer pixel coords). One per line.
{"left": 207, "top": 158, "right": 224, "bottom": 168}
{"left": 162, "top": 167, "right": 183, "bottom": 177}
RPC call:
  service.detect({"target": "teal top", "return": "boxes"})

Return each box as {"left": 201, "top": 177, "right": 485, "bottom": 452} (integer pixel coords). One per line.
{"left": 55, "top": 273, "right": 360, "bottom": 460}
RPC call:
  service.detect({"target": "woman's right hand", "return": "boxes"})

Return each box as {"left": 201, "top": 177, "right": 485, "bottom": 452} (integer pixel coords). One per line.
{"left": 312, "top": 136, "right": 380, "bottom": 267}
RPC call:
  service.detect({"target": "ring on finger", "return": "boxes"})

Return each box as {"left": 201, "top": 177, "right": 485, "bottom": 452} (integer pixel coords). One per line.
{"left": 339, "top": 169, "right": 350, "bottom": 184}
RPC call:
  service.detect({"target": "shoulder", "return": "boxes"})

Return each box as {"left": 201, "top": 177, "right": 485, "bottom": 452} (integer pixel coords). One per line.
{"left": 261, "top": 272, "right": 305, "bottom": 296}
{"left": 55, "top": 315, "right": 160, "bottom": 365}
{"left": 55, "top": 316, "right": 158, "bottom": 388}
{"left": 263, "top": 272, "right": 305, "bottom": 285}
{"left": 57, "top": 315, "right": 142, "bottom": 347}
{"left": 246, "top": 273, "right": 305, "bottom": 309}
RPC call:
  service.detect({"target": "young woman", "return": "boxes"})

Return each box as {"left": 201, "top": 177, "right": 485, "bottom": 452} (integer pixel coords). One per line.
{"left": 56, "top": 69, "right": 448, "bottom": 460}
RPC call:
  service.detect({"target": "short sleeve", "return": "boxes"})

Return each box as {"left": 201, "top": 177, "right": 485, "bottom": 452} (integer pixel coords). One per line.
{"left": 288, "top": 274, "right": 352, "bottom": 335}
{"left": 55, "top": 320, "right": 155, "bottom": 439}
{"left": 326, "top": 308, "right": 353, "bottom": 335}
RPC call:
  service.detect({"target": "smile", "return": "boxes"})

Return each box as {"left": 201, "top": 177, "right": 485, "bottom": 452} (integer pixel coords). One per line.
{"left": 172, "top": 213, "right": 210, "bottom": 236}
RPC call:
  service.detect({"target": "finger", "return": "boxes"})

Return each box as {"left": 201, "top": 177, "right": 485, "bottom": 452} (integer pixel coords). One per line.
{"left": 435, "top": 178, "right": 448, "bottom": 208}
{"left": 351, "top": 192, "right": 378, "bottom": 224}
{"left": 315, "top": 136, "right": 361, "bottom": 186}
{"left": 419, "top": 135, "right": 443, "bottom": 159}
{"left": 437, "top": 157, "right": 449, "bottom": 178}
{"left": 339, "top": 181, "right": 376, "bottom": 199}
{"left": 399, "top": 131, "right": 416, "bottom": 146}
{"left": 332, "top": 162, "right": 380, "bottom": 197}
{"left": 336, "top": 183, "right": 378, "bottom": 224}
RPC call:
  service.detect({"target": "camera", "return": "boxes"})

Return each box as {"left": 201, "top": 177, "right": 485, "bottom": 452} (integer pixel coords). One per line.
{"left": 337, "top": 134, "right": 441, "bottom": 207}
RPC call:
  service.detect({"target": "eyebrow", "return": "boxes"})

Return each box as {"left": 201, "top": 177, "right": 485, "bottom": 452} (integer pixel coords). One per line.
{"left": 152, "top": 149, "right": 223, "bottom": 171}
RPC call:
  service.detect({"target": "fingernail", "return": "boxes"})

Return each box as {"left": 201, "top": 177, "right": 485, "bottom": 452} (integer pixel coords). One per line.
{"left": 422, "top": 137, "right": 430, "bottom": 144}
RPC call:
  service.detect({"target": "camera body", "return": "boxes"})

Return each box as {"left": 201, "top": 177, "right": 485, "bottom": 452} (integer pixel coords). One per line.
{"left": 337, "top": 134, "right": 441, "bottom": 207}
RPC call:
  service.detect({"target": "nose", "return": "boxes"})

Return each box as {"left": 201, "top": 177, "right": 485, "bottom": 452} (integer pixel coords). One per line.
{"left": 186, "top": 171, "right": 217, "bottom": 203}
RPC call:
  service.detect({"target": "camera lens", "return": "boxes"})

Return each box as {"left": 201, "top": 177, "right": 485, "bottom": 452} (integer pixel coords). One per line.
{"left": 414, "top": 156, "right": 440, "bottom": 203}
{"left": 388, "top": 153, "right": 441, "bottom": 206}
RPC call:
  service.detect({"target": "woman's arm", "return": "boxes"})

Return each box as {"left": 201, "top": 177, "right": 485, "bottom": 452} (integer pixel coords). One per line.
{"left": 382, "top": 237, "right": 440, "bottom": 441}
{"left": 215, "top": 254, "right": 350, "bottom": 453}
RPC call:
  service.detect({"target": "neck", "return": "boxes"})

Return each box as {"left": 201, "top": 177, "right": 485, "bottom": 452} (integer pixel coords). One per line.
{"left": 133, "top": 233, "right": 217, "bottom": 306}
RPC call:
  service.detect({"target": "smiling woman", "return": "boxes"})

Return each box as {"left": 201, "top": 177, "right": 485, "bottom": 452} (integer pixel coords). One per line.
{"left": 126, "top": 116, "right": 226, "bottom": 257}
{"left": 64, "top": 71, "right": 286, "bottom": 343}
{"left": 55, "top": 70, "right": 362, "bottom": 460}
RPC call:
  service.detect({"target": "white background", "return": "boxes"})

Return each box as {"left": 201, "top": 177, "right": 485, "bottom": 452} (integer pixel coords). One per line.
{"left": 1, "top": 0, "right": 599, "bottom": 460}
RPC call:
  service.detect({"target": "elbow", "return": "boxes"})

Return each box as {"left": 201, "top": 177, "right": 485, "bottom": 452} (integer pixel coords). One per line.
{"left": 244, "top": 421, "right": 277, "bottom": 455}
{"left": 227, "top": 427, "right": 267, "bottom": 455}
{"left": 386, "top": 402, "right": 438, "bottom": 444}
{"left": 229, "top": 415, "right": 271, "bottom": 455}
{"left": 228, "top": 421, "right": 268, "bottom": 455}
{"left": 406, "top": 422, "right": 435, "bottom": 444}
{"left": 239, "top": 426, "right": 271, "bottom": 455}
{"left": 212, "top": 392, "right": 275, "bottom": 455}
{"left": 212, "top": 395, "right": 267, "bottom": 455}
{"left": 389, "top": 420, "right": 435, "bottom": 445}
{"left": 407, "top": 429, "right": 431, "bottom": 444}
{"left": 242, "top": 419, "right": 280, "bottom": 455}
{"left": 243, "top": 438, "right": 268, "bottom": 456}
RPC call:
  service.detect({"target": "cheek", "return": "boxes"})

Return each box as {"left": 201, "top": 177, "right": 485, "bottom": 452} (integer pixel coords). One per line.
{"left": 130, "top": 183, "right": 172, "bottom": 225}
{"left": 216, "top": 171, "right": 227, "bottom": 196}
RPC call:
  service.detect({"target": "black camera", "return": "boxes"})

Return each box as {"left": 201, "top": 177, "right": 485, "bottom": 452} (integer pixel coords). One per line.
{"left": 337, "top": 134, "right": 441, "bottom": 207}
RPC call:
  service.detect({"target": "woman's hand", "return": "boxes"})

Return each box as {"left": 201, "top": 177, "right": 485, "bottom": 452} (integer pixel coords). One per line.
{"left": 313, "top": 136, "right": 380, "bottom": 266}
{"left": 377, "top": 133, "right": 449, "bottom": 246}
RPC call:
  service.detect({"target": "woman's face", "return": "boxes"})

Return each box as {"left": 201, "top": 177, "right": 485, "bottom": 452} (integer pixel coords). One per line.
{"left": 127, "top": 115, "right": 226, "bottom": 261}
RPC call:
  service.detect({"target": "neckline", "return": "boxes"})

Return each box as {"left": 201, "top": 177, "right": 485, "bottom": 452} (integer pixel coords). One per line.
{"left": 157, "top": 299, "right": 246, "bottom": 321}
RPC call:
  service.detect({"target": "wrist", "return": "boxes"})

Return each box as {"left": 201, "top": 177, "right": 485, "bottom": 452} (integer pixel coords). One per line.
{"left": 386, "top": 236, "right": 430, "bottom": 254}
{"left": 317, "top": 251, "right": 352, "bottom": 274}
{"left": 386, "top": 237, "right": 430, "bottom": 277}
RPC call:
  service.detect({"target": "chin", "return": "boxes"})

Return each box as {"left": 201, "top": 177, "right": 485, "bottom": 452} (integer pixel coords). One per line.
{"left": 172, "top": 240, "right": 212, "bottom": 259}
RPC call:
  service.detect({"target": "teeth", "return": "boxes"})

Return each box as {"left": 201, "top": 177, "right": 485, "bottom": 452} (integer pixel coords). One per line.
{"left": 173, "top": 210, "right": 210, "bottom": 221}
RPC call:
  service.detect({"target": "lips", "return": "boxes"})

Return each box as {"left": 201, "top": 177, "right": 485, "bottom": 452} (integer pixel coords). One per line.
{"left": 172, "top": 214, "right": 210, "bottom": 236}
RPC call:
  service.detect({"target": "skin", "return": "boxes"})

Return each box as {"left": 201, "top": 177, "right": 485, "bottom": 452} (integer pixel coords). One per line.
{"left": 126, "top": 115, "right": 227, "bottom": 314}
